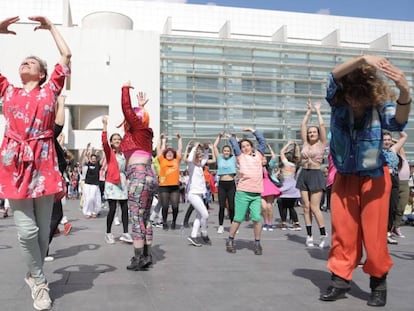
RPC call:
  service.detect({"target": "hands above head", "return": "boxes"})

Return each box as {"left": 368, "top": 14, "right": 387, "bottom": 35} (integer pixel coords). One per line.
{"left": 242, "top": 127, "right": 255, "bottom": 133}
{"left": 0, "top": 16, "right": 19, "bottom": 35}
{"left": 123, "top": 81, "right": 132, "bottom": 88}
{"left": 102, "top": 115, "right": 108, "bottom": 125}
{"left": 28, "top": 16, "right": 52, "bottom": 31}
{"left": 176, "top": 133, "right": 181, "bottom": 139}
{"left": 137, "top": 92, "right": 149, "bottom": 107}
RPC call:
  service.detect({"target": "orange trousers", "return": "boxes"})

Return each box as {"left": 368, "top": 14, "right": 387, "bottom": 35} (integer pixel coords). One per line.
{"left": 327, "top": 167, "right": 393, "bottom": 281}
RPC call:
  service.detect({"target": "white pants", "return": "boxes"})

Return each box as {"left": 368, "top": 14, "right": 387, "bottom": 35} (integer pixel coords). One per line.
{"left": 82, "top": 184, "right": 101, "bottom": 216}
{"left": 187, "top": 193, "right": 209, "bottom": 238}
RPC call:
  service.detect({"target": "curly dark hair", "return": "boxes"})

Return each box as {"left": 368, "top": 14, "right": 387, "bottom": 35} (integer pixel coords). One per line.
{"left": 332, "top": 64, "right": 396, "bottom": 109}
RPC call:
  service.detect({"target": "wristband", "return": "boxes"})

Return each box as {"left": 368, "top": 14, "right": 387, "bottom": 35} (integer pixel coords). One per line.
{"left": 397, "top": 98, "right": 412, "bottom": 106}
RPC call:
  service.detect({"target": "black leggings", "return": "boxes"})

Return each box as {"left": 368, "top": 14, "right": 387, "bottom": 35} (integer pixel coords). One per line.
{"left": 388, "top": 174, "right": 399, "bottom": 231}
{"left": 277, "top": 198, "right": 299, "bottom": 223}
{"left": 47, "top": 200, "right": 63, "bottom": 256}
{"left": 159, "top": 187, "right": 180, "bottom": 224}
{"left": 107, "top": 199, "right": 128, "bottom": 233}
{"left": 218, "top": 180, "right": 236, "bottom": 225}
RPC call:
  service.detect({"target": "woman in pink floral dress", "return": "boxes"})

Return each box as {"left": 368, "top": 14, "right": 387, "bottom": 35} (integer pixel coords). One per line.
{"left": 0, "top": 16, "right": 71, "bottom": 310}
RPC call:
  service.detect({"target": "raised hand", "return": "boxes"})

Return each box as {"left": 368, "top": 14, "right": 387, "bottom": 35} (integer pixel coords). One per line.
{"left": 0, "top": 16, "right": 19, "bottom": 35}
{"left": 28, "top": 16, "right": 52, "bottom": 31}
{"left": 137, "top": 92, "right": 149, "bottom": 107}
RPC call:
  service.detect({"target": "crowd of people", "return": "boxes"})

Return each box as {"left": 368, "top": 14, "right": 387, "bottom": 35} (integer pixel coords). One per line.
{"left": 0, "top": 15, "right": 412, "bottom": 310}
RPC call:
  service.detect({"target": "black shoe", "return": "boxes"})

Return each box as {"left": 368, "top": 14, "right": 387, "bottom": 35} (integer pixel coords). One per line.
{"left": 367, "top": 290, "right": 386, "bottom": 307}
{"left": 226, "top": 239, "right": 236, "bottom": 253}
{"left": 320, "top": 286, "right": 350, "bottom": 301}
{"left": 187, "top": 236, "right": 202, "bottom": 247}
{"left": 183, "top": 222, "right": 189, "bottom": 228}
{"left": 201, "top": 235, "right": 212, "bottom": 245}
{"left": 140, "top": 255, "right": 153, "bottom": 269}
{"left": 170, "top": 221, "right": 176, "bottom": 230}
{"left": 126, "top": 255, "right": 152, "bottom": 270}
{"left": 126, "top": 256, "right": 140, "bottom": 271}
{"left": 254, "top": 243, "right": 263, "bottom": 255}
{"left": 163, "top": 223, "right": 169, "bottom": 231}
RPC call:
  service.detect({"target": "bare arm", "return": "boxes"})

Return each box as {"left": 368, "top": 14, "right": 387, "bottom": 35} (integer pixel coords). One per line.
{"left": 156, "top": 133, "right": 166, "bottom": 157}
{"left": 213, "top": 133, "right": 222, "bottom": 159}
{"left": 176, "top": 133, "right": 183, "bottom": 158}
{"left": 207, "top": 142, "right": 216, "bottom": 164}
{"left": 55, "top": 95, "right": 66, "bottom": 126}
{"left": 314, "top": 102, "right": 327, "bottom": 145}
{"left": 301, "top": 99, "right": 312, "bottom": 143}
{"left": 29, "top": 16, "right": 72, "bottom": 66}
{"left": 390, "top": 131, "right": 408, "bottom": 154}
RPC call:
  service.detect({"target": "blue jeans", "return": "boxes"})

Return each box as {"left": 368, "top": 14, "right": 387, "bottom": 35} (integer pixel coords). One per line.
{"left": 10, "top": 195, "right": 54, "bottom": 285}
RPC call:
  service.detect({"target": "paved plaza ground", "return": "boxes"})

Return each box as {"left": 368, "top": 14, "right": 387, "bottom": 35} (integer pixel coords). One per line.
{"left": 1, "top": 199, "right": 414, "bottom": 311}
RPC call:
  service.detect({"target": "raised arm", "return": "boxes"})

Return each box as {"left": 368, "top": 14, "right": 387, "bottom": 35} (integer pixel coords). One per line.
{"left": 156, "top": 133, "right": 166, "bottom": 156}
{"left": 332, "top": 55, "right": 411, "bottom": 125}
{"left": 183, "top": 140, "right": 193, "bottom": 163}
{"left": 243, "top": 128, "right": 266, "bottom": 155}
{"left": 207, "top": 142, "right": 216, "bottom": 164}
{"left": 213, "top": 133, "right": 222, "bottom": 159}
{"left": 313, "top": 102, "right": 327, "bottom": 145}
{"left": 301, "top": 99, "right": 312, "bottom": 143}
{"left": 29, "top": 16, "right": 72, "bottom": 66}
{"left": 390, "top": 131, "right": 408, "bottom": 154}
{"left": 176, "top": 133, "right": 183, "bottom": 158}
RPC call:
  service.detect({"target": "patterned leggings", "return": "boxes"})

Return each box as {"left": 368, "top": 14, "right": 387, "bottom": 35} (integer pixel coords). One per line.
{"left": 126, "top": 163, "right": 158, "bottom": 242}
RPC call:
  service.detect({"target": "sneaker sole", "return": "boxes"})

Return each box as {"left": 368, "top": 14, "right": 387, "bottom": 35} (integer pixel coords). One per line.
{"left": 120, "top": 238, "right": 133, "bottom": 243}
{"left": 187, "top": 237, "right": 202, "bottom": 247}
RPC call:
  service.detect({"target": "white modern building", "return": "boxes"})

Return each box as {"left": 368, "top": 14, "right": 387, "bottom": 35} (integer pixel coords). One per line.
{"left": 0, "top": 0, "right": 413, "bottom": 161}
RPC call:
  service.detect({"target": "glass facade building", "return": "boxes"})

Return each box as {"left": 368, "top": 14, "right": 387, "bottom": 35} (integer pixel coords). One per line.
{"left": 160, "top": 36, "right": 414, "bottom": 158}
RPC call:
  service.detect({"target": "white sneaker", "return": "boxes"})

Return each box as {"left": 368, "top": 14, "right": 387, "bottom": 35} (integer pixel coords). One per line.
{"left": 217, "top": 225, "right": 224, "bottom": 234}
{"left": 60, "top": 216, "right": 68, "bottom": 225}
{"left": 114, "top": 217, "right": 121, "bottom": 226}
{"left": 120, "top": 233, "right": 133, "bottom": 243}
{"left": 32, "top": 282, "right": 52, "bottom": 310}
{"left": 306, "top": 235, "right": 314, "bottom": 247}
{"left": 319, "top": 234, "right": 328, "bottom": 248}
{"left": 24, "top": 273, "right": 36, "bottom": 298}
{"left": 44, "top": 256, "right": 54, "bottom": 262}
{"left": 105, "top": 233, "right": 115, "bottom": 244}
{"left": 392, "top": 227, "right": 405, "bottom": 238}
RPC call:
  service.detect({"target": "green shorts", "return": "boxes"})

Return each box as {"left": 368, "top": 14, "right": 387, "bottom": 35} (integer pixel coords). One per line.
{"left": 233, "top": 191, "right": 262, "bottom": 223}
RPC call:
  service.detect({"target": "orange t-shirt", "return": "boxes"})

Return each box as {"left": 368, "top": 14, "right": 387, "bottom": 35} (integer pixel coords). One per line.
{"left": 157, "top": 154, "right": 181, "bottom": 186}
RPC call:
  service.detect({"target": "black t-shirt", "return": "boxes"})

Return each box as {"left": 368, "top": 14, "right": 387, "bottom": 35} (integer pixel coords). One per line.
{"left": 85, "top": 161, "right": 101, "bottom": 185}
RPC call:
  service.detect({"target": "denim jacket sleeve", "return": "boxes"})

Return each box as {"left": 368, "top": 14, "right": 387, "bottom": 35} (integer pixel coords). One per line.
{"left": 229, "top": 137, "right": 241, "bottom": 156}
{"left": 253, "top": 130, "right": 266, "bottom": 155}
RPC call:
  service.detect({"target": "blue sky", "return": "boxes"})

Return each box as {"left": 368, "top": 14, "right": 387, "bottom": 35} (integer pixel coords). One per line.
{"left": 185, "top": 0, "right": 414, "bottom": 21}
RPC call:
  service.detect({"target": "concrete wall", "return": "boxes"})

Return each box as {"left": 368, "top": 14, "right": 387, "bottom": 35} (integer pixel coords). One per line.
{"left": 0, "top": 21, "right": 160, "bottom": 154}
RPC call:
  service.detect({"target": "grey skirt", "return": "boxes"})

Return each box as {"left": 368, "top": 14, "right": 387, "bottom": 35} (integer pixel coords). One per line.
{"left": 296, "top": 168, "right": 326, "bottom": 192}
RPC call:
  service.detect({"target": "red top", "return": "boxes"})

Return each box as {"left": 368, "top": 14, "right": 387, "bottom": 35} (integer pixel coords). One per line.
{"left": 0, "top": 63, "right": 70, "bottom": 199}
{"left": 102, "top": 130, "right": 121, "bottom": 184}
{"left": 119, "top": 86, "right": 153, "bottom": 155}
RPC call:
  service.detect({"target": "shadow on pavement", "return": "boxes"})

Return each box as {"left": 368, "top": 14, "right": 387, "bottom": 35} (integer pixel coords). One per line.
{"left": 50, "top": 264, "right": 117, "bottom": 299}
{"left": 51, "top": 243, "right": 101, "bottom": 259}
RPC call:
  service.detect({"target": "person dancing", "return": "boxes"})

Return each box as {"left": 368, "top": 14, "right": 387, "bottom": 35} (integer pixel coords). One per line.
{"left": 102, "top": 116, "right": 131, "bottom": 244}
{"left": 296, "top": 99, "right": 328, "bottom": 248}
{"left": 320, "top": 55, "right": 411, "bottom": 307}
{"left": 0, "top": 16, "right": 71, "bottom": 310}
{"left": 119, "top": 83, "right": 158, "bottom": 271}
